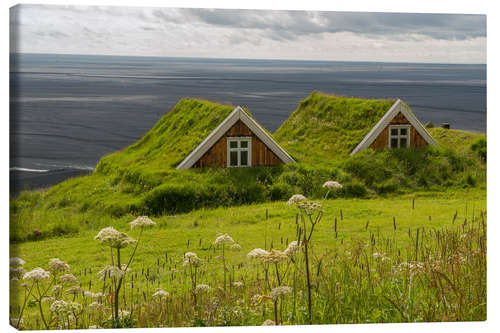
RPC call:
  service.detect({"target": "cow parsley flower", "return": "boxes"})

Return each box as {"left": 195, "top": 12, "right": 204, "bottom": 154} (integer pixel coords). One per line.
{"left": 284, "top": 241, "right": 301, "bottom": 256}
{"left": 261, "top": 250, "right": 288, "bottom": 264}
{"left": 10, "top": 257, "right": 25, "bottom": 266}
{"left": 108, "top": 310, "right": 130, "bottom": 320}
{"left": 48, "top": 258, "right": 70, "bottom": 274}
{"left": 297, "top": 200, "right": 322, "bottom": 215}
{"left": 50, "top": 300, "right": 82, "bottom": 316}
{"left": 214, "top": 234, "right": 234, "bottom": 246}
{"left": 286, "top": 194, "right": 307, "bottom": 206}
{"left": 129, "top": 216, "right": 156, "bottom": 229}
{"left": 262, "top": 319, "right": 276, "bottom": 326}
{"left": 232, "top": 281, "right": 244, "bottom": 288}
{"left": 322, "top": 181, "right": 342, "bottom": 189}
{"left": 59, "top": 273, "right": 78, "bottom": 284}
{"left": 152, "top": 288, "right": 169, "bottom": 298}
{"left": 231, "top": 243, "right": 242, "bottom": 251}
{"left": 98, "top": 266, "right": 125, "bottom": 280}
{"left": 195, "top": 284, "right": 211, "bottom": 294}
{"left": 23, "top": 267, "right": 50, "bottom": 282}
{"left": 65, "top": 286, "right": 82, "bottom": 295}
{"left": 183, "top": 252, "right": 203, "bottom": 267}
{"left": 95, "top": 226, "right": 136, "bottom": 249}
{"left": 10, "top": 266, "right": 26, "bottom": 279}
{"left": 247, "top": 248, "right": 269, "bottom": 259}
{"left": 270, "top": 286, "right": 292, "bottom": 300}
{"left": 83, "top": 291, "right": 104, "bottom": 298}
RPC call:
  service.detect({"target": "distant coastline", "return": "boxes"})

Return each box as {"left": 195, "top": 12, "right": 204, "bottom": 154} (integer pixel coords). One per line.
{"left": 10, "top": 168, "right": 92, "bottom": 196}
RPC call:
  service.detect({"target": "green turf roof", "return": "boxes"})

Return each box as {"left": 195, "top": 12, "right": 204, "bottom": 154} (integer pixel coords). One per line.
{"left": 96, "top": 98, "right": 235, "bottom": 173}
{"left": 274, "top": 92, "right": 396, "bottom": 164}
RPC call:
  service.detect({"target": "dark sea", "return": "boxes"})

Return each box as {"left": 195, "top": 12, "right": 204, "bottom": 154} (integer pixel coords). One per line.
{"left": 9, "top": 53, "right": 486, "bottom": 193}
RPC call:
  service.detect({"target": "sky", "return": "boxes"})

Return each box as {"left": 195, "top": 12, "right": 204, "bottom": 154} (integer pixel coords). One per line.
{"left": 9, "top": 4, "right": 486, "bottom": 63}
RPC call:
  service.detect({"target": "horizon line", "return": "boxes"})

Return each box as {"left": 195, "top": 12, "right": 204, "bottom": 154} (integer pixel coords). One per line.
{"left": 10, "top": 52, "right": 487, "bottom": 66}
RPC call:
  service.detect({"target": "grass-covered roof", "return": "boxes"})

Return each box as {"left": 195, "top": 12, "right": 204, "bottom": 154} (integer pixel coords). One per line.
{"left": 96, "top": 98, "right": 235, "bottom": 174}
{"left": 274, "top": 92, "right": 395, "bottom": 165}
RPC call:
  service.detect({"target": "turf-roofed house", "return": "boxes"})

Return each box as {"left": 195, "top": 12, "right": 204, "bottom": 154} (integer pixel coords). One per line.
{"left": 176, "top": 105, "right": 295, "bottom": 169}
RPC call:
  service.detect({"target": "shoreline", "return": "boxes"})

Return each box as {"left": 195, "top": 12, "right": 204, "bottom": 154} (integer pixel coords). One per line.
{"left": 10, "top": 169, "right": 93, "bottom": 197}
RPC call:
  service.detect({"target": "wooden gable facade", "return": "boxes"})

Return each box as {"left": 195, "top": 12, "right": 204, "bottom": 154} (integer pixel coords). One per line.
{"left": 193, "top": 119, "right": 283, "bottom": 168}
{"left": 369, "top": 111, "right": 429, "bottom": 149}
{"left": 350, "top": 99, "right": 437, "bottom": 156}
{"left": 176, "top": 106, "right": 295, "bottom": 170}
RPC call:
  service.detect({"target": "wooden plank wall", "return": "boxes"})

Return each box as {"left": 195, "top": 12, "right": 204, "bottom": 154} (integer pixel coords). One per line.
{"left": 193, "top": 120, "right": 283, "bottom": 168}
{"left": 369, "top": 112, "right": 429, "bottom": 149}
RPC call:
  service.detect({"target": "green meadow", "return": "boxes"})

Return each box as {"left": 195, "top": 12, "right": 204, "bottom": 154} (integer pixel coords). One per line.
{"left": 9, "top": 93, "right": 487, "bottom": 329}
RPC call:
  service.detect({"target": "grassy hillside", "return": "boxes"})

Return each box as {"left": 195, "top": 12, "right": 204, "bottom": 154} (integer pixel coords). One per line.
{"left": 10, "top": 93, "right": 486, "bottom": 242}
{"left": 274, "top": 92, "right": 395, "bottom": 164}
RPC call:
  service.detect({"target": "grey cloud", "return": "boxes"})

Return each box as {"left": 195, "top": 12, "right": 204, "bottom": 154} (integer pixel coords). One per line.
{"left": 176, "top": 9, "right": 486, "bottom": 41}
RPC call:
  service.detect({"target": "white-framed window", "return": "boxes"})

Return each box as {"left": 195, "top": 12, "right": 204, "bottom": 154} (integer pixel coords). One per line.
{"left": 388, "top": 125, "right": 411, "bottom": 149}
{"left": 227, "top": 137, "right": 252, "bottom": 167}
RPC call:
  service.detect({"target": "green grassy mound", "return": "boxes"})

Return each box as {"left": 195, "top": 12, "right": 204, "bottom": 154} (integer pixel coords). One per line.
{"left": 10, "top": 93, "right": 486, "bottom": 242}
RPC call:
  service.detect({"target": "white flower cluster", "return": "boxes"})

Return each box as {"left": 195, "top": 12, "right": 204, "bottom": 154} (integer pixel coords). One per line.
{"left": 232, "top": 281, "right": 244, "bottom": 288}
{"left": 89, "top": 301, "right": 103, "bottom": 311}
{"left": 247, "top": 248, "right": 269, "bottom": 259}
{"left": 59, "top": 273, "right": 78, "bottom": 284}
{"left": 250, "top": 294, "right": 264, "bottom": 306}
{"left": 394, "top": 261, "right": 425, "bottom": 276}
{"left": 10, "top": 257, "right": 25, "bottom": 266}
{"left": 322, "top": 180, "right": 343, "bottom": 189}
{"left": 195, "top": 284, "right": 211, "bottom": 294}
{"left": 261, "top": 250, "right": 289, "bottom": 264}
{"left": 109, "top": 310, "right": 130, "bottom": 320}
{"left": 65, "top": 286, "right": 82, "bottom": 295}
{"left": 183, "top": 252, "right": 203, "bottom": 267}
{"left": 95, "top": 226, "right": 136, "bottom": 249}
{"left": 284, "top": 241, "right": 301, "bottom": 256}
{"left": 48, "top": 258, "right": 70, "bottom": 274}
{"left": 372, "top": 252, "right": 391, "bottom": 262}
{"left": 83, "top": 291, "right": 104, "bottom": 298}
{"left": 296, "top": 200, "right": 322, "bottom": 215}
{"left": 129, "top": 216, "right": 156, "bottom": 229}
{"left": 261, "top": 319, "right": 276, "bottom": 326}
{"left": 23, "top": 267, "right": 51, "bottom": 282}
{"left": 10, "top": 266, "right": 26, "bottom": 280}
{"left": 214, "top": 233, "right": 234, "bottom": 246}
{"left": 98, "top": 266, "right": 125, "bottom": 280}
{"left": 286, "top": 194, "right": 307, "bottom": 206}
{"left": 152, "top": 288, "right": 169, "bottom": 298}
{"left": 270, "top": 286, "right": 293, "bottom": 300}
{"left": 50, "top": 300, "right": 82, "bottom": 317}
{"left": 231, "top": 243, "right": 242, "bottom": 251}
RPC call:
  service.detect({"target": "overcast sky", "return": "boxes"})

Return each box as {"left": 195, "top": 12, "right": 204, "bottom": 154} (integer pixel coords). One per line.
{"left": 9, "top": 4, "right": 486, "bottom": 63}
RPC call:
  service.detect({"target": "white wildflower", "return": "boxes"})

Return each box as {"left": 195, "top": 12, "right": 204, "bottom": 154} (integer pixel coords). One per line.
{"left": 195, "top": 284, "right": 211, "bottom": 294}
{"left": 48, "top": 258, "right": 70, "bottom": 273}
{"left": 152, "top": 288, "right": 169, "bottom": 298}
{"left": 98, "top": 266, "right": 125, "bottom": 280}
{"left": 84, "top": 291, "right": 104, "bottom": 298}
{"left": 52, "top": 285, "right": 63, "bottom": 294}
{"left": 50, "top": 300, "right": 82, "bottom": 316}
{"left": 89, "top": 302, "right": 103, "bottom": 311}
{"left": 59, "top": 273, "right": 78, "bottom": 284}
{"left": 270, "top": 286, "right": 293, "bottom": 300}
{"left": 10, "top": 266, "right": 26, "bottom": 279}
{"left": 183, "top": 252, "right": 203, "bottom": 267}
{"left": 10, "top": 257, "right": 25, "bottom": 266}
{"left": 284, "top": 241, "right": 301, "bottom": 256}
{"left": 88, "top": 325, "right": 103, "bottom": 329}
{"left": 108, "top": 310, "right": 130, "bottom": 319}
{"left": 232, "top": 281, "right": 244, "bottom": 288}
{"left": 262, "top": 319, "right": 276, "bottom": 326}
{"left": 323, "top": 181, "right": 343, "bottom": 189}
{"left": 23, "top": 267, "right": 50, "bottom": 282}
{"left": 297, "top": 200, "right": 322, "bottom": 215}
{"left": 247, "top": 248, "right": 269, "bottom": 259}
{"left": 95, "top": 226, "right": 136, "bottom": 249}
{"left": 65, "top": 286, "right": 82, "bottom": 295}
{"left": 231, "top": 243, "right": 242, "bottom": 251}
{"left": 286, "top": 194, "right": 307, "bottom": 206}
{"left": 129, "top": 216, "right": 156, "bottom": 229}
{"left": 251, "top": 294, "right": 264, "bottom": 306}
{"left": 261, "top": 250, "right": 288, "bottom": 264}
{"left": 214, "top": 233, "right": 234, "bottom": 246}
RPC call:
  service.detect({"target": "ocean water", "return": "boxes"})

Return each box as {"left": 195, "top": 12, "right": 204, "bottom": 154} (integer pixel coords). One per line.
{"left": 10, "top": 53, "right": 486, "bottom": 189}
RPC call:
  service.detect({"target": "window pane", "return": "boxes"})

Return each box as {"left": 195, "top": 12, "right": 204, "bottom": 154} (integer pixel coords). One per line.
{"left": 229, "top": 141, "right": 237, "bottom": 149}
{"left": 400, "top": 138, "right": 407, "bottom": 147}
{"left": 240, "top": 151, "right": 248, "bottom": 166}
{"left": 391, "top": 138, "right": 398, "bottom": 148}
{"left": 230, "top": 151, "right": 238, "bottom": 166}
{"left": 390, "top": 128, "right": 398, "bottom": 136}
{"left": 400, "top": 128, "right": 407, "bottom": 136}
{"left": 240, "top": 140, "right": 248, "bottom": 148}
